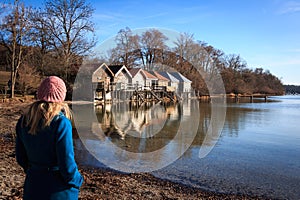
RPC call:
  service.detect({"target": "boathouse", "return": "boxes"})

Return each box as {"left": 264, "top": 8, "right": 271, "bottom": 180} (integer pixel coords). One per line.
{"left": 158, "top": 72, "right": 179, "bottom": 92}
{"left": 92, "top": 63, "right": 132, "bottom": 102}
{"left": 149, "top": 71, "right": 169, "bottom": 87}
{"left": 169, "top": 72, "right": 192, "bottom": 98}
{"left": 128, "top": 68, "right": 158, "bottom": 90}
{"left": 92, "top": 63, "right": 193, "bottom": 103}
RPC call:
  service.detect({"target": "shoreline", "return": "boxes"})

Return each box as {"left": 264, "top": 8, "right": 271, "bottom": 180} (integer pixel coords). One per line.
{"left": 0, "top": 99, "right": 263, "bottom": 199}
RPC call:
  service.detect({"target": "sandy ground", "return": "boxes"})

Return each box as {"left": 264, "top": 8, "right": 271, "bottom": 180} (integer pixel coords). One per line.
{"left": 0, "top": 98, "right": 262, "bottom": 200}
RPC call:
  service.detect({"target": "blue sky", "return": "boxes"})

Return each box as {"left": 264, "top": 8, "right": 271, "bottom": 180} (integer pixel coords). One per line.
{"left": 12, "top": 0, "right": 300, "bottom": 85}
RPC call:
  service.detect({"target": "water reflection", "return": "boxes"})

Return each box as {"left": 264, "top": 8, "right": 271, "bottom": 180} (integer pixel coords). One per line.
{"left": 93, "top": 102, "right": 182, "bottom": 153}
{"left": 222, "top": 107, "right": 260, "bottom": 137}
{"left": 73, "top": 100, "right": 200, "bottom": 172}
{"left": 74, "top": 98, "right": 273, "bottom": 171}
{"left": 74, "top": 99, "right": 270, "bottom": 163}
{"left": 73, "top": 97, "right": 300, "bottom": 198}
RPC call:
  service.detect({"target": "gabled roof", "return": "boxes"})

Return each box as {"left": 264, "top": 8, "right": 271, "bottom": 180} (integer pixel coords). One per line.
{"left": 149, "top": 71, "right": 169, "bottom": 81}
{"left": 93, "top": 63, "right": 113, "bottom": 76}
{"left": 159, "top": 72, "right": 180, "bottom": 82}
{"left": 108, "top": 65, "right": 124, "bottom": 75}
{"left": 108, "top": 65, "right": 132, "bottom": 78}
{"left": 142, "top": 70, "right": 158, "bottom": 80}
{"left": 128, "top": 68, "right": 143, "bottom": 78}
{"left": 92, "top": 63, "right": 133, "bottom": 79}
{"left": 170, "top": 72, "right": 192, "bottom": 83}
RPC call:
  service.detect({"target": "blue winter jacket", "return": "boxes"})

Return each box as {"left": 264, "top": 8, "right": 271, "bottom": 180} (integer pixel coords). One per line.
{"left": 16, "top": 113, "right": 83, "bottom": 200}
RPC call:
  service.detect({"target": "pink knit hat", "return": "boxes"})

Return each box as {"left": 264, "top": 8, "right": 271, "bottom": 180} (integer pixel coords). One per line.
{"left": 37, "top": 76, "right": 67, "bottom": 103}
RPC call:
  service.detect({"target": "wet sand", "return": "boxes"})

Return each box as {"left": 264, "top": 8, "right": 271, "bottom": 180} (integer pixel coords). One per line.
{"left": 0, "top": 98, "right": 263, "bottom": 199}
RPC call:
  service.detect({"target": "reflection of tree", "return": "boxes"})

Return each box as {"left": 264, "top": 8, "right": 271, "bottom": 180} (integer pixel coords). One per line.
{"left": 192, "top": 103, "right": 211, "bottom": 147}
{"left": 223, "top": 106, "right": 264, "bottom": 137}
{"left": 192, "top": 102, "right": 266, "bottom": 148}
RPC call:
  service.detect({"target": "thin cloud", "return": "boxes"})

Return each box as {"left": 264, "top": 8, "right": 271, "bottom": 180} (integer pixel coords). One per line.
{"left": 93, "top": 13, "right": 123, "bottom": 21}
{"left": 259, "top": 58, "right": 300, "bottom": 67}
{"left": 141, "top": 12, "right": 169, "bottom": 20}
{"left": 277, "top": 1, "right": 300, "bottom": 14}
{"left": 285, "top": 48, "right": 300, "bottom": 53}
{"left": 271, "top": 59, "right": 300, "bottom": 66}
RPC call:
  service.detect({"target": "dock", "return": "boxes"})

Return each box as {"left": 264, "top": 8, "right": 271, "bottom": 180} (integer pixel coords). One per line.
{"left": 94, "top": 84, "right": 179, "bottom": 104}
{"left": 229, "top": 94, "right": 269, "bottom": 102}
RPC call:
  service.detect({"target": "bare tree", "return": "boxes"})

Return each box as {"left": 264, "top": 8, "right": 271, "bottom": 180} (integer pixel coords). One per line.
{"left": 0, "top": 0, "right": 30, "bottom": 98}
{"left": 174, "top": 32, "right": 195, "bottom": 62}
{"left": 223, "top": 54, "right": 247, "bottom": 94}
{"left": 225, "top": 54, "right": 247, "bottom": 71}
{"left": 108, "top": 28, "right": 168, "bottom": 70}
{"left": 174, "top": 33, "right": 214, "bottom": 73}
{"left": 110, "top": 27, "right": 140, "bottom": 67}
{"left": 18, "top": 62, "right": 42, "bottom": 95}
{"left": 140, "top": 29, "right": 168, "bottom": 70}
{"left": 26, "top": 8, "right": 54, "bottom": 76}
{"left": 43, "top": 0, "right": 96, "bottom": 80}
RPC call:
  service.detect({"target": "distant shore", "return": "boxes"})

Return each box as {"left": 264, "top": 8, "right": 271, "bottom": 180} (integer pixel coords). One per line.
{"left": 0, "top": 98, "right": 263, "bottom": 199}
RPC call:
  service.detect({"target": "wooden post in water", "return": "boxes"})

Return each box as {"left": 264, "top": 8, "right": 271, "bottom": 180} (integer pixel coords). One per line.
{"left": 4, "top": 86, "right": 8, "bottom": 99}
{"left": 235, "top": 94, "right": 239, "bottom": 103}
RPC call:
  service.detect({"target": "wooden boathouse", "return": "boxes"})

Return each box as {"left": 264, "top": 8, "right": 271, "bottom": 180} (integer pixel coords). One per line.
{"left": 92, "top": 63, "right": 191, "bottom": 104}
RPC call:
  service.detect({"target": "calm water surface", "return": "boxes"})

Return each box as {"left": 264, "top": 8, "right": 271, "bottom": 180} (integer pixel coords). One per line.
{"left": 73, "top": 96, "right": 300, "bottom": 199}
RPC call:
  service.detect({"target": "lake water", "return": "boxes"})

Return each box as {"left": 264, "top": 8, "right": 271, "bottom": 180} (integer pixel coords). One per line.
{"left": 73, "top": 96, "right": 300, "bottom": 199}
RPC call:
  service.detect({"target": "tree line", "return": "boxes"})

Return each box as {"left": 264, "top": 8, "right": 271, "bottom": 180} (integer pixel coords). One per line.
{"left": 107, "top": 28, "right": 284, "bottom": 95}
{"left": 285, "top": 85, "right": 300, "bottom": 94}
{"left": 0, "top": 0, "right": 284, "bottom": 98}
{"left": 0, "top": 0, "right": 95, "bottom": 97}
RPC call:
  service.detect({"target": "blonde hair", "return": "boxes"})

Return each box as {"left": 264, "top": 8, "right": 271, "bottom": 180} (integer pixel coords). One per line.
{"left": 22, "top": 101, "right": 73, "bottom": 135}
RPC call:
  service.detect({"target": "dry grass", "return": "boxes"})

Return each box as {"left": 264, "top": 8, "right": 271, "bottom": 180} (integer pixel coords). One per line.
{"left": 0, "top": 71, "right": 10, "bottom": 84}
{"left": 0, "top": 71, "right": 10, "bottom": 87}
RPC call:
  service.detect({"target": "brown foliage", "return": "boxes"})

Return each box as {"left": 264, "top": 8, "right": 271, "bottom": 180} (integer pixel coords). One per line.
{"left": 17, "top": 63, "right": 42, "bottom": 95}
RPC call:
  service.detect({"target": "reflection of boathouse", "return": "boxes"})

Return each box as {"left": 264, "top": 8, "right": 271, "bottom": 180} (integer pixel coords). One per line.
{"left": 92, "top": 63, "right": 192, "bottom": 103}
{"left": 93, "top": 102, "right": 182, "bottom": 152}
